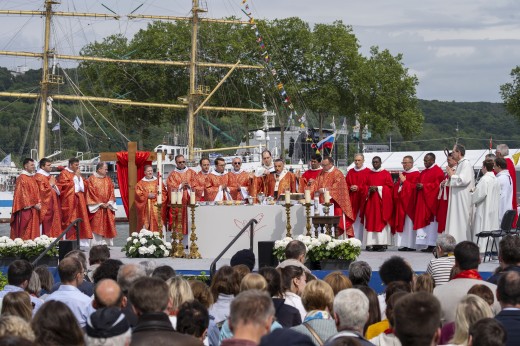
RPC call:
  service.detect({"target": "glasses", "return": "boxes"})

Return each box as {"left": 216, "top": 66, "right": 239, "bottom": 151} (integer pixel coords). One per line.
{"left": 177, "top": 161, "right": 186, "bottom": 164}
{"left": 233, "top": 162, "right": 241, "bottom": 165}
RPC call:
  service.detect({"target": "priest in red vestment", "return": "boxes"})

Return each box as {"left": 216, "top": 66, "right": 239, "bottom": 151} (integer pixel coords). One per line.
{"left": 56, "top": 157, "right": 93, "bottom": 245}
{"left": 252, "top": 149, "right": 275, "bottom": 199}
{"left": 35, "top": 158, "right": 62, "bottom": 237}
{"left": 192, "top": 158, "right": 211, "bottom": 202}
{"left": 166, "top": 154, "right": 196, "bottom": 235}
{"left": 414, "top": 153, "right": 445, "bottom": 252}
{"left": 206, "top": 157, "right": 232, "bottom": 201}
{"left": 393, "top": 155, "right": 420, "bottom": 251}
{"left": 312, "top": 156, "right": 354, "bottom": 237}
{"left": 496, "top": 144, "right": 518, "bottom": 227}
{"left": 437, "top": 153, "right": 457, "bottom": 234}
{"left": 345, "top": 153, "right": 370, "bottom": 240}
{"left": 361, "top": 156, "right": 394, "bottom": 251}
{"left": 263, "top": 159, "right": 297, "bottom": 199}
{"left": 135, "top": 165, "right": 167, "bottom": 232}
{"left": 87, "top": 162, "right": 117, "bottom": 246}
{"left": 297, "top": 154, "right": 322, "bottom": 193}
{"left": 10, "top": 158, "right": 41, "bottom": 240}
{"left": 228, "top": 157, "right": 254, "bottom": 201}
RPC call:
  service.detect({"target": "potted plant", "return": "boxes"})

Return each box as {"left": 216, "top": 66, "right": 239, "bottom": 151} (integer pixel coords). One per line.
{"left": 20, "top": 235, "right": 59, "bottom": 266}
{"left": 0, "top": 237, "right": 22, "bottom": 266}
{"left": 122, "top": 229, "right": 172, "bottom": 258}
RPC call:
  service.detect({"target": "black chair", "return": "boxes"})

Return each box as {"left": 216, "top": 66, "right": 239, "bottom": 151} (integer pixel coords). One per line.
{"left": 476, "top": 209, "right": 516, "bottom": 262}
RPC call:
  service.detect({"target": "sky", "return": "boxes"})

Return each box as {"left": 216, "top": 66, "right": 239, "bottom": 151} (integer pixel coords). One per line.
{"left": 0, "top": 0, "right": 519, "bottom": 102}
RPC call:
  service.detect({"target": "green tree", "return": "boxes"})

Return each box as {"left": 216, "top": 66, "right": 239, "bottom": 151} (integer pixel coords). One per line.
{"left": 500, "top": 66, "right": 520, "bottom": 119}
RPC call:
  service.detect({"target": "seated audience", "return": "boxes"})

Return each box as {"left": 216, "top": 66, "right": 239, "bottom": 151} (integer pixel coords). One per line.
{"left": 0, "top": 291, "right": 32, "bottom": 322}
{"left": 413, "top": 273, "right": 435, "bottom": 293}
{"left": 151, "top": 265, "right": 176, "bottom": 281}
{"left": 393, "top": 292, "right": 441, "bottom": 346}
{"left": 50, "top": 249, "right": 94, "bottom": 296}
{"left": 277, "top": 240, "right": 311, "bottom": 274}
{"left": 468, "top": 318, "right": 507, "bottom": 346}
{"left": 129, "top": 277, "right": 201, "bottom": 346}
{"left": 0, "top": 315, "right": 35, "bottom": 342}
{"left": 31, "top": 300, "right": 85, "bottom": 346}
{"left": 27, "top": 271, "right": 41, "bottom": 298}
{"left": 495, "top": 271, "right": 520, "bottom": 346}
{"left": 92, "top": 258, "right": 124, "bottom": 283}
{"left": 177, "top": 300, "right": 209, "bottom": 342}
{"left": 0, "top": 335, "right": 37, "bottom": 346}
{"left": 487, "top": 235, "right": 520, "bottom": 284}
{"left": 93, "top": 278, "right": 126, "bottom": 309}
{"left": 280, "top": 265, "right": 307, "bottom": 321}
{"left": 425, "top": 234, "right": 456, "bottom": 286}
{"left": 369, "top": 291, "right": 408, "bottom": 346}
{"left": 209, "top": 265, "right": 240, "bottom": 328}
{"left": 260, "top": 328, "right": 314, "bottom": 346}
{"left": 166, "top": 276, "right": 194, "bottom": 328}
{"left": 378, "top": 256, "right": 414, "bottom": 319}
{"left": 189, "top": 280, "right": 216, "bottom": 346}
{"left": 0, "top": 260, "right": 43, "bottom": 314}
{"left": 323, "top": 271, "right": 353, "bottom": 296}
{"left": 258, "top": 266, "right": 301, "bottom": 328}
{"left": 86, "top": 307, "right": 132, "bottom": 346}
{"left": 348, "top": 261, "right": 372, "bottom": 287}
{"left": 324, "top": 288, "right": 373, "bottom": 346}
{"left": 88, "top": 244, "right": 111, "bottom": 282}
{"left": 434, "top": 241, "right": 501, "bottom": 323}
{"left": 34, "top": 265, "right": 54, "bottom": 298}
{"left": 45, "top": 256, "right": 93, "bottom": 328}
{"left": 233, "top": 264, "right": 251, "bottom": 285}
{"left": 448, "top": 295, "right": 494, "bottom": 345}
{"left": 117, "top": 263, "right": 146, "bottom": 328}
{"left": 357, "top": 286, "right": 381, "bottom": 337}
{"left": 291, "top": 280, "right": 336, "bottom": 346}
{"left": 221, "top": 290, "right": 275, "bottom": 346}
{"left": 230, "top": 249, "right": 256, "bottom": 271}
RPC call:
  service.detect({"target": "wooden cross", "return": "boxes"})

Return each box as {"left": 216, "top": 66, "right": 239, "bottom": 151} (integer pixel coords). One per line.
{"left": 100, "top": 142, "right": 159, "bottom": 235}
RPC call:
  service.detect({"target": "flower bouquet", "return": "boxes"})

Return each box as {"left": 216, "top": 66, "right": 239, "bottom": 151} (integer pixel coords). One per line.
{"left": 122, "top": 229, "right": 172, "bottom": 258}
{"left": 0, "top": 235, "right": 58, "bottom": 266}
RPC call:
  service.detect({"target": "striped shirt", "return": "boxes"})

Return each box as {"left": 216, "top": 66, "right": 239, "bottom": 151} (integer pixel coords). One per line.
{"left": 426, "top": 255, "right": 455, "bottom": 286}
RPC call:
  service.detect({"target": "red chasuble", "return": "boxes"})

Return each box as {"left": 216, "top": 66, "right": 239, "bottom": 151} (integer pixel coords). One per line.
{"left": 87, "top": 175, "right": 117, "bottom": 239}
{"left": 437, "top": 173, "right": 451, "bottom": 233}
{"left": 166, "top": 168, "right": 196, "bottom": 234}
{"left": 135, "top": 177, "right": 167, "bottom": 232}
{"left": 393, "top": 169, "right": 420, "bottom": 234}
{"left": 413, "top": 165, "right": 445, "bottom": 230}
{"left": 345, "top": 167, "right": 370, "bottom": 218}
{"left": 228, "top": 171, "right": 252, "bottom": 200}
{"left": 192, "top": 171, "right": 209, "bottom": 201}
{"left": 264, "top": 171, "right": 297, "bottom": 198}
{"left": 313, "top": 168, "right": 354, "bottom": 237}
{"left": 362, "top": 169, "right": 394, "bottom": 233}
{"left": 506, "top": 158, "right": 518, "bottom": 227}
{"left": 56, "top": 169, "right": 93, "bottom": 240}
{"left": 35, "top": 172, "right": 62, "bottom": 237}
{"left": 298, "top": 168, "right": 322, "bottom": 193}
{"left": 10, "top": 173, "right": 41, "bottom": 240}
{"left": 205, "top": 172, "right": 231, "bottom": 201}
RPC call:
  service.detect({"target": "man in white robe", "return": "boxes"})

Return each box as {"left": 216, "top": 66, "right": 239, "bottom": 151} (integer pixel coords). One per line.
{"left": 494, "top": 157, "right": 513, "bottom": 224}
{"left": 446, "top": 144, "right": 475, "bottom": 243}
{"left": 471, "top": 159, "right": 500, "bottom": 253}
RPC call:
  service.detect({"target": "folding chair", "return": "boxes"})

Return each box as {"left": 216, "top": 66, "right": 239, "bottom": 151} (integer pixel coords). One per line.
{"left": 476, "top": 209, "right": 516, "bottom": 262}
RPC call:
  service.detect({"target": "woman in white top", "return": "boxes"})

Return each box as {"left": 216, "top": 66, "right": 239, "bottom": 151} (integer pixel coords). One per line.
{"left": 280, "top": 265, "right": 307, "bottom": 321}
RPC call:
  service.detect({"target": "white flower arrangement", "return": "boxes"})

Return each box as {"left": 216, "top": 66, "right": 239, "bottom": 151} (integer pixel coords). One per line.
{"left": 273, "top": 234, "right": 361, "bottom": 262}
{"left": 0, "top": 235, "right": 58, "bottom": 259}
{"left": 122, "top": 229, "right": 172, "bottom": 258}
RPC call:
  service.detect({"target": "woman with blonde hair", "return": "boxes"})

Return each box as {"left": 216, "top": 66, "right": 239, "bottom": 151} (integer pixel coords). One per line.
{"left": 291, "top": 280, "right": 336, "bottom": 345}
{"left": 323, "top": 271, "right": 352, "bottom": 296}
{"left": 414, "top": 273, "right": 435, "bottom": 293}
{"left": 240, "top": 273, "right": 267, "bottom": 292}
{"left": 448, "top": 294, "right": 493, "bottom": 346}
{"left": 166, "top": 276, "right": 194, "bottom": 329}
{"left": 0, "top": 315, "right": 35, "bottom": 341}
{"left": 0, "top": 291, "right": 32, "bottom": 322}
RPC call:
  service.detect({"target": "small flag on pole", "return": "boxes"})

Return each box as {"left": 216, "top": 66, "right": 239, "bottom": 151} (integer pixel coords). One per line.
{"left": 52, "top": 122, "right": 60, "bottom": 131}
{"left": 317, "top": 133, "right": 336, "bottom": 151}
{"left": 0, "top": 154, "right": 11, "bottom": 166}
{"left": 72, "top": 117, "right": 82, "bottom": 131}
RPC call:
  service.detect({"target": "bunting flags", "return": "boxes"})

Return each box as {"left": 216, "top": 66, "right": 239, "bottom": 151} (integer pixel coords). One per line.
{"left": 241, "top": 1, "right": 306, "bottom": 129}
{"left": 72, "top": 116, "right": 82, "bottom": 131}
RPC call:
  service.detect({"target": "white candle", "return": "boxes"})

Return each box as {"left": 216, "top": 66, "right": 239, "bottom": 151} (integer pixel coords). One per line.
{"left": 157, "top": 150, "right": 162, "bottom": 203}
{"left": 285, "top": 191, "right": 291, "bottom": 204}
{"left": 157, "top": 188, "right": 162, "bottom": 205}
{"left": 170, "top": 191, "right": 177, "bottom": 204}
{"left": 305, "top": 190, "right": 311, "bottom": 204}
{"left": 324, "top": 190, "right": 331, "bottom": 204}
{"left": 190, "top": 191, "right": 196, "bottom": 205}
{"left": 176, "top": 191, "right": 182, "bottom": 205}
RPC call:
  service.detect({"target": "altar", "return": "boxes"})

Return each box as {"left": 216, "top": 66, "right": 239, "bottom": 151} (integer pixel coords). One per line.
{"left": 189, "top": 204, "right": 308, "bottom": 259}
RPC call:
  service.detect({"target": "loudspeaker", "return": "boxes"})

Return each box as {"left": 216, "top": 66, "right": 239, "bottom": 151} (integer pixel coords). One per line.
{"left": 258, "top": 241, "right": 278, "bottom": 268}
{"left": 59, "top": 240, "right": 78, "bottom": 261}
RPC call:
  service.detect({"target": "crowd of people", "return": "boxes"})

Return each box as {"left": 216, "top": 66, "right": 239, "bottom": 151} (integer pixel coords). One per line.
{"left": 0, "top": 234, "right": 518, "bottom": 346}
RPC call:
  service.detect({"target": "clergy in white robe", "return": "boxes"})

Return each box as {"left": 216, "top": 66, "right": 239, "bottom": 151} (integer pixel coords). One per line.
{"left": 495, "top": 157, "right": 513, "bottom": 224}
{"left": 471, "top": 159, "right": 500, "bottom": 252}
{"left": 446, "top": 144, "right": 475, "bottom": 243}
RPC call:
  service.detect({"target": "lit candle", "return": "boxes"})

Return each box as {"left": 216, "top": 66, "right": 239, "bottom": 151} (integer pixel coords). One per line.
{"left": 157, "top": 188, "right": 162, "bottom": 205}
{"left": 285, "top": 191, "right": 291, "bottom": 205}
{"left": 190, "top": 191, "right": 196, "bottom": 205}
{"left": 324, "top": 190, "right": 331, "bottom": 204}
{"left": 171, "top": 191, "right": 177, "bottom": 204}
{"left": 305, "top": 190, "right": 311, "bottom": 204}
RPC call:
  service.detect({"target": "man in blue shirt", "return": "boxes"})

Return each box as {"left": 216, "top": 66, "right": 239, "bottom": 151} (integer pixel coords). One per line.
{"left": 45, "top": 256, "right": 94, "bottom": 328}
{"left": 0, "top": 259, "right": 43, "bottom": 314}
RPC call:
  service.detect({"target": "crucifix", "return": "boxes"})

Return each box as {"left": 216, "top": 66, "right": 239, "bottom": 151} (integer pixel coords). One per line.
{"left": 100, "top": 141, "right": 161, "bottom": 235}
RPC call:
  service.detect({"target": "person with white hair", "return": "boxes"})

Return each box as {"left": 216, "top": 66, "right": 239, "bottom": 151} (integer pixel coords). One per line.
{"left": 324, "top": 288, "right": 374, "bottom": 346}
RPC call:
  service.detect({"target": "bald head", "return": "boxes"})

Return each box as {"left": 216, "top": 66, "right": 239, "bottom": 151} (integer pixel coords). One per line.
{"left": 94, "top": 279, "right": 124, "bottom": 309}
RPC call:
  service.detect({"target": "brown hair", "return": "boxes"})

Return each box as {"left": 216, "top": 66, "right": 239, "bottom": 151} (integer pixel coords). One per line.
{"left": 323, "top": 271, "right": 353, "bottom": 296}
{"left": 189, "top": 280, "right": 214, "bottom": 309}
{"left": 0, "top": 315, "right": 35, "bottom": 341}
{"left": 467, "top": 284, "right": 494, "bottom": 306}
{"left": 233, "top": 264, "right": 251, "bottom": 284}
{"left": 210, "top": 265, "right": 240, "bottom": 302}
{"left": 301, "top": 280, "right": 334, "bottom": 312}
{"left": 129, "top": 277, "right": 169, "bottom": 313}
{"left": 0, "top": 291, "right": 32, "bottom": 322}
{"left": 357, "top": 286, "right": 381, "bottom": 335}
{"left": 414, "top": 273, "right": 435, "bottom": 293}
{"left": 34, "top": 265, "right": 54, "bottom": 293}
{"left": 31, "top": 300, "right": 85, "bottom": 346}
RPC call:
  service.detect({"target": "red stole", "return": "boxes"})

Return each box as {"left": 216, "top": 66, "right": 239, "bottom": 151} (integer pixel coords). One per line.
{"left": 453, "top": 269, "right": 482, "bottom": 280}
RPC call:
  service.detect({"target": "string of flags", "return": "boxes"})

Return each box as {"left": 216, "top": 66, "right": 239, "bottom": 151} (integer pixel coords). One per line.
{"left": 240, "top": 0, "right": 306, "bottom": 130}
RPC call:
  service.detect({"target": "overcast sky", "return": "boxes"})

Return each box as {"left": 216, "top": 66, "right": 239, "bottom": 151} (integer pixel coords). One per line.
{"left": 1, "top": 0, "right": 519, "bottom": 102}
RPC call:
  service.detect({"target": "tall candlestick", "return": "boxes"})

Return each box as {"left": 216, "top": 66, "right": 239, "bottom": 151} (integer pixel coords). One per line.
{"left": 190, "top": 191, "right": 196, "bottom": 205}
{"left": 305, "top": 190, "right": 311, "bottom": 204}
{"left": 324, "top": 190, "right": 331, "bottom": 204}
{"left": 285, "top": 191, "right": 291, "bottom": 204}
